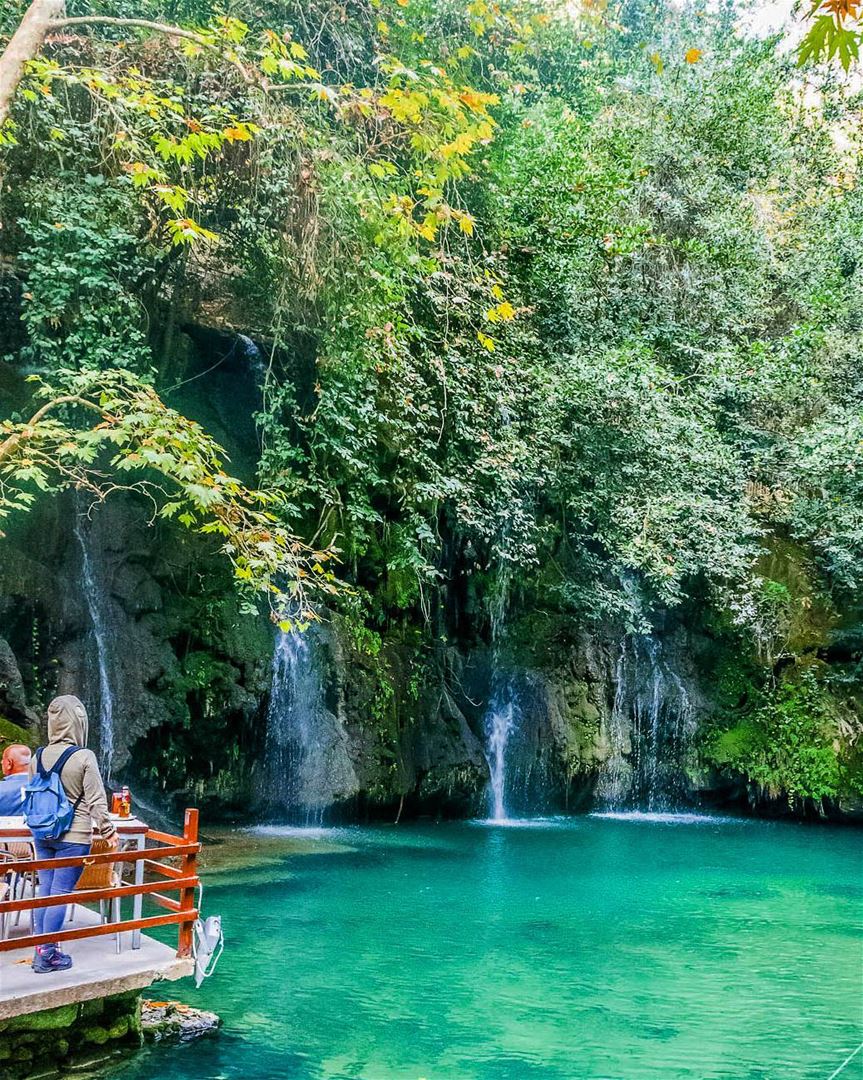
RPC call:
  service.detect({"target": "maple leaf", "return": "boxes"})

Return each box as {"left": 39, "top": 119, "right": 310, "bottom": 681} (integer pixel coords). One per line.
{"left": 477, "top": 331, "right": 496, "bottom": 351}
{"left": 685, "top": 48, "right": 703, "bottom": 63}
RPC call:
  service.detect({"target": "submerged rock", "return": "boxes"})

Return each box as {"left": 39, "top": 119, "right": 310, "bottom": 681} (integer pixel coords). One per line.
{"left": 140, "top": 1001, "right": 220, "bottom": 1043}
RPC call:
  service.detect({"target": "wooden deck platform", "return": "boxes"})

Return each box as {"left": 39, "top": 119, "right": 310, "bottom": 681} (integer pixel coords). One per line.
{"left": 0, "top": 910, "right": 193, "bottom": 1021}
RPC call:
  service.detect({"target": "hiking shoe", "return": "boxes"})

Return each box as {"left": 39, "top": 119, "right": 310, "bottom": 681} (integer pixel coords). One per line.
{"left": 31, "top": 947, "right": 73, "bottom": 973}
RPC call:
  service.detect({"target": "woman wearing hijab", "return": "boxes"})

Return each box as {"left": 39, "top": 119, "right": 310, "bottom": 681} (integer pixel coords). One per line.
{"left": 28, "top": 695, "right": 118, "bottom": 973}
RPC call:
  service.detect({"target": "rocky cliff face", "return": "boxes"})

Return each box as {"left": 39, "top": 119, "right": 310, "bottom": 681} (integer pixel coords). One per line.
{"left": 0, "top": 493, "right": 271, "bottom": 782}
{"left": 3, "top": 491, "right": 861, "bottom": 823}
{"left": 0, "top": 495, "right": 712, "bottom": 820}
{"left": 0, "top": 487, "right": 856, "bottom": 822}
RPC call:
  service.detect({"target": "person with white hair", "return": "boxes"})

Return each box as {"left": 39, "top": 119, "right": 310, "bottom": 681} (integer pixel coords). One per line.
{"left": 0, "top": 743, "right": 31, "bottom": 814}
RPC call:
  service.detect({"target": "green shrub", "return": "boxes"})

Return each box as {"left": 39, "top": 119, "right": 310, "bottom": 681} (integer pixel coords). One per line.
{"left": 707, "top": 673, "right": 848, "bottom": 803}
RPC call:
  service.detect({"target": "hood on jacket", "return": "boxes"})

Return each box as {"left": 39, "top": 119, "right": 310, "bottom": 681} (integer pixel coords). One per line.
{"left": 46, "top": 695, "right": 89, "bottom": 747}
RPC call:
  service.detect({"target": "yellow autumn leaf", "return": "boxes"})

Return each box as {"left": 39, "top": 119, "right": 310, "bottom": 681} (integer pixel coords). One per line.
{"left": 477, "top": 331, "right": 496, "bottom": 351}
{"left": 458, "top": 213, "right": 475, "bottom": 236}
{"left": 418, "top": 214, "right": 437, "bottom": 241}
{"left": 459, "top": 88, "right": 499, "bottom": 113}
{"left": 650, "top": 52, "right": 663, "bottom": 73}
{"left": 441, "top": 131, "right": 475, "bottom": 158}
{"left": 685, "top": 47, "right": 702, "bottom": 64}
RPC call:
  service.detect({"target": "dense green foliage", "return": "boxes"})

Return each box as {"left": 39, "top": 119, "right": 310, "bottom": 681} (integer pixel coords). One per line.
{"left": 710, "top": 670, "right": 844, "bottom": 802}
{"left": 2, "top": 0, "right": 863, "bottom": 810}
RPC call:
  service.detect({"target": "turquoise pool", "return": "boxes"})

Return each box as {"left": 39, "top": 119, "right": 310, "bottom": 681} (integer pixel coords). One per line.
{"left": 116, "top": 814, "right": 863, "bottom": 1079}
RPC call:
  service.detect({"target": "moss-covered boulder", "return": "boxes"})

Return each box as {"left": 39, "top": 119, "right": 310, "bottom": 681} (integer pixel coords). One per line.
{"left": 0, "top": 717, "right": 35, "bottom": 750}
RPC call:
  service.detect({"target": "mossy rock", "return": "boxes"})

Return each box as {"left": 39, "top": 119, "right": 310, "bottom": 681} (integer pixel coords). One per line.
{"left": 757, "top": 539, "right": 838, "bottom": 654}
{"left": 80, "top": 1026, "right": 111, "bottom": 1046}
{"left": 102, "top": 991, "right": 140, "bottom": 1015}
{"left": 0, "top": 716, "right": 35, "bottom": 749}
{"left": 78, "top": 1000, "right": 105, "bottom": 1022}
{"left": 127, "top": 1000, "right": 143, "bottom": 1038}
{"left": 564, "top": 680, "right": 600, "bottom": 727}
{"left": 105, "top": 1017, "right": 130, "bottom": 1041}
{"left": 0, "top": 1005, "right": 77, "bottom": 1034}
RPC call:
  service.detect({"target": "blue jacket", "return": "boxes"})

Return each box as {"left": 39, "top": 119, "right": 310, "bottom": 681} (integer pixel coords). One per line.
{"left": 0, "top": 772, "right": 28, "bottom": 816}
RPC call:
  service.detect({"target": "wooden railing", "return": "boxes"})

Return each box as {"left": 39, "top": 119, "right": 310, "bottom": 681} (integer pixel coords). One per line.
{"left": 0, "top": 809, "right": 201, "bottom": 958}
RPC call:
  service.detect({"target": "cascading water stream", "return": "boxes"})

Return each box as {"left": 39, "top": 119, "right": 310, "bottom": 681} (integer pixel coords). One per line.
{"left": 485, "top": 681, "right": 517, "bottom": 820}
{"left": 263, "top": 629, "right": 328, "bottom": 825}
{"left": 482, "top": 549, "right": 523, "bottom": 821}
{"left": 599, "top": 634, "right": 695, "bottom": 812}
{"left": 73, "top": 514, "right": 115, "bottom": 781}
{"left": 600, "top": 643, "right": 630, "bottom": 808}
{"left": 237, "top": 333, "right": 267, "bottom": 384}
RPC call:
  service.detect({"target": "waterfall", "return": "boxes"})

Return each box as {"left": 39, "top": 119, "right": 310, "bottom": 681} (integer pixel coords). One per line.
{"left": 483, "top": 557, "right": 521, "bottom": 821}
{"left": 237, "top": 333, "right": 267, "bottom": 384}
{"left": 485, "top": 676, "right": 521, "bottom": 820}
{"left": 598, "top": 634, "right": 695, "bottom": 811}
{"left": 73, "top": 515, "right": 115, "bottom": 781}
{"left": 599, "top": 643, "right": 631, "bottom": 808}
{"left": 263, "top": 629, "right": 329, "bottom": 824}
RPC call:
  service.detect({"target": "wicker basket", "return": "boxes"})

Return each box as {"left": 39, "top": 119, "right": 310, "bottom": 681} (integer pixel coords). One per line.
{"left": 75, "top": 837, "right": 115, "bottom": 891}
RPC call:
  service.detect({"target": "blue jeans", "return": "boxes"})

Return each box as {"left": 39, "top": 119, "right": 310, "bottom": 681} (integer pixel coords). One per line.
{"left": 33, "top": 839, "right": 91, "bottom": 945}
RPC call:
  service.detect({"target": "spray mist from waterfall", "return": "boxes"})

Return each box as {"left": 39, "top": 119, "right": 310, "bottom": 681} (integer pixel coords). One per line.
{"left": 74, "top": 514, "right": 115, "bottom": 781}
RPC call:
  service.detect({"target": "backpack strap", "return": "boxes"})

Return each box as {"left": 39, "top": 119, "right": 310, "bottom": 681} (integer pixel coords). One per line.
{"left": 51, "top": 745, "right": 82, "bottom": 777}
{"left": 45, "top": 746, "right": 86, "bottom": 817}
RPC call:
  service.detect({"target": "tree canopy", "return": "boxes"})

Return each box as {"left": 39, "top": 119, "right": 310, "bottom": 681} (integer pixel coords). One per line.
{"left": 2, "top": 0, "right": 862, "bottom": 805}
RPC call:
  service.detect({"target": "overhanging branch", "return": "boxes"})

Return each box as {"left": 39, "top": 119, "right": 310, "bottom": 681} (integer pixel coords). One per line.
{"left": 53, "top": 16, "right": 209, "bottom": 47}
{"left": 0, "top": 394, "right": 106, "bottom": 467}
{"left": 0, "top": 1, "right": 250, "bottom": 126}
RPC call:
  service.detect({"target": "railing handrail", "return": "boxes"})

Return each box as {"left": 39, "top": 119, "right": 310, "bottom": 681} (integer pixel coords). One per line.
{"left": 0, "top": 842, "right": 200, "bottom": 875}
{"left": 1, "top": 912, "right": 201, "bottom": 954}
{"left": 0, "top": 808, "right": 201, "bottom": 958}
{"left": 0, "top": 875, "right": 199, "bottom": 914}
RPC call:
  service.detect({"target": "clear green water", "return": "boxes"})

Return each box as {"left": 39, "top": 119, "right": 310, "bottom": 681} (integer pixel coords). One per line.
{"left": 117, "top": 814, "right": 862, "bottom": 1080}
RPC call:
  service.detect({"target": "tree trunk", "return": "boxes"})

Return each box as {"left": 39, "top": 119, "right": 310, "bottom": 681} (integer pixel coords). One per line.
{"left": 0, "top": 0, "right": 65, "bottom": 126}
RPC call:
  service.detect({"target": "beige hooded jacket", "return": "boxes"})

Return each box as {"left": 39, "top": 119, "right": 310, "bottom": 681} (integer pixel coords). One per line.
{"left": 28, "top": 695, "right": 117, "bottom": 845}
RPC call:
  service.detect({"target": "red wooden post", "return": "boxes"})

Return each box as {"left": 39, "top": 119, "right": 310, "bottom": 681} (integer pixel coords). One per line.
{"left": 177, "top": 808, "right": 199, "bottom": 958}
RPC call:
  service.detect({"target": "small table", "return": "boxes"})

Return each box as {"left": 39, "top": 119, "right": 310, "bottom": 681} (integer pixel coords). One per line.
{"left": 0, "top": 815, "right": 149, "bottom": 950}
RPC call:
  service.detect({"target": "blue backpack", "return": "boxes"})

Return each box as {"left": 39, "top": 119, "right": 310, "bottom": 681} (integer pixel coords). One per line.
{"left": 23, "top": 747, "right": 84, "bottom": 840}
